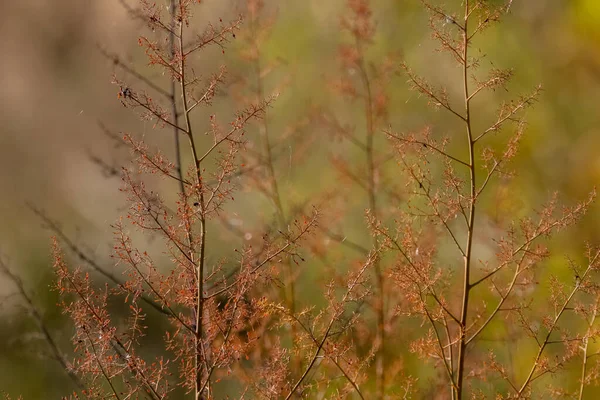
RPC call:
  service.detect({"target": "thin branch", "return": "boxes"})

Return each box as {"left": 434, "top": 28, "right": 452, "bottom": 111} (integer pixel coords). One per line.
{"left": 465, "top": 238, "right": 533, "bottom": 345}
{"left": 0, "top": 257, "right": 86, "bottom": 391}
{"left": 402, "top": 65, "right": 467, "bottom": 122}
{"left": 28, "top": 204, "right": 169, "bottom": 317}
{"left": 55, "top": 247, "right": 162, "bottom": 400}
{"left": 197, "top": 101, "right": 271, "bottom": 165}
{"left": 206, "top": 211, "right": 318, "bottom": 299}
{"left": 579, "top": 297, "right": 599, "bottom": 400}
{"left": 423, "top": 302, "right": 457, "bottom": 395}
{"left": 385, "top": 131, "right": 470, "bottom": 167}
{"left": 284, "top": 258, "right": 372, "bottom": 399}
{"left": 470, "top": 193, "right": 594, "bottom": 289}
{"left": 98, "top": 45, "right": 171, "bottom": 99}
{"left": 517, "top": 249, "right": 600, "bottom": 396}
{"left": 128, "top": 93, "right": 189, "bottom": 135}
{"left": 376, "top": 227, "right": 460, "bottom": 325}
{"left": 473, "top": 88, "right": 541, "bottom": 143}
{"left": 399, "top": 156, "right": 466, "bottom": 258}
{"left": 279, "top": 307, "right": 366, "bottom": 400}
{"left": 83, "top": 329, "right": 122, "bottom": 400}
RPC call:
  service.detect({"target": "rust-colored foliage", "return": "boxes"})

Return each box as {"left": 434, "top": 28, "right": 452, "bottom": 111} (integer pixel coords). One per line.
{"left": 40, "top": 1, "right": 600, "bottom": 399}
{"left": 52, "top": 1, "right": 319, "bottom": 399}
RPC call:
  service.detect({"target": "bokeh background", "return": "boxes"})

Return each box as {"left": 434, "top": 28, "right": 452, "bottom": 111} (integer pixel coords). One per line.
{"left": 1, "top": 0, "right": 600, "bottom": 397}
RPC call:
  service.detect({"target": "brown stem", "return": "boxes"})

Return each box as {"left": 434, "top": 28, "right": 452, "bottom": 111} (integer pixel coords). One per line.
{"left": 355, "top": 36, "right": 385, "bottom": 399}
{"left": 176, "top": 12, "right": 207, "bottom": 399}
{"left": 83, "top": 329, "right": 122, "bottom": 400}
{"left": 169, "top": 0, "right": 184, "bottom": 197}
{"left": 384, "top": 132, "right": 470, "bottom": 167}
{"left": 456, "top": 2, "right": 473, "bottom": 397}
{"left": 579, "top": 297, "right": 599, "bottom": 400}
{"left": 249, "top": 13, "right": 300, "bottom": 375}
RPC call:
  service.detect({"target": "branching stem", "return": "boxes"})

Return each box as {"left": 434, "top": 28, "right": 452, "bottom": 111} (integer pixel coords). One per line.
{"left": 456, "top": 2, "right": 473, "bottom": 397}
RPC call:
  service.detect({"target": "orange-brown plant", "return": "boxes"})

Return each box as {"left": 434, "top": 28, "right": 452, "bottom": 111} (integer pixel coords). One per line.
{"left": 374, "top": 0, "right": 597, "bottom": 398}
{"left": 331, "top": 1, "right": 403, "bottom": 397}
{"left": 33, "top": 0, "right": 600, "bottom": 399}
{"left": 52, "top": 1, "right": 319, "bottom": 399}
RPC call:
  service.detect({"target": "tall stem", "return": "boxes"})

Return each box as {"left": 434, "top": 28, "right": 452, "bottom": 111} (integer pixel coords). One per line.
{"left": 356, "top": 39, "right": 385, "bottom": 398}
{"left": 247, "top": 11, "right": 300, "bottom": 374}
{"left": 175, "top": 11, "right": 207, "bottom": 399}
{"left": 169, "top": 0, "right": 184, "bottom": 195}
{"left": 456, "top": 1, "right": 474, "bottom": 398}
{"left": 252, "top": 16, "right": 296, "bottom": 348}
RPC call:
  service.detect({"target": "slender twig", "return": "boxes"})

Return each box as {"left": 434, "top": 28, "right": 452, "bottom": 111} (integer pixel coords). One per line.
{"left": 97, "top": 45, "right": 171, "bottom": 99}
{"left": 578, "top": 296, "right": 599, "bottom": 400}
{"left": 199, "top": 288, "right": 243, "bottom": 395}
{"left": 517, "top": 250, "right": 600, "bottom": 396}
{"left": 197, "top": 105, "right": 268, "bottom": 165}
{"left": 385, "top": 131, "right": 470, "bottom": 168}
{"left": 206, "top": 211, "right": 318, "bottom": 299}
{"left": 465, "top": 237, "right": 533, "bottom": 345}
{"left": 115, "top": 226, "right": 195, "bottom": 334}
{"left": 422, "top": 301, "right": 457, "bottom": 396}
{"left": 403, "top": 67, "right": 466, "bottom": 122}
{"left": 279, "top": 307, "right": 366, "bottom": 400}
{"left": 27, "top": 204, "right": 168, "bottom": 316}
{"left": 129, "top": 94, "right": 188, "bottom": 134}
{"left": 125, "top": 136, "right": 191, "bottom": 186}
{"left": 399, "top": 155, "right": 466, "bottom": 258}
{"left": 470, "top": 195, "right": 593, "bottom": 289}
{"left": 0, "top": 257, "right": 85, "bottom": 391}
{"left": 354, "top": 39, "right": 386, "bottom": 398}
{"left": 442, "top": 313, "right": 457, "bottom": 400}
{"left": 182, "top": 17, "right": 243, "bottom": 57}
{"left": 473, "top": 89, "right": 541, "bottom": 143}
{"left": 55, "top": 252, "right": 162, "bottom": 400}
{"left": 375, "top": 228, "right": 460, "bottom": 325}
{"left": 83, "top": 329, "right": 122, "bottom": 400}
{"left": 319, "top": 227, "right": 370, "bottom": 255}
{"left": 284, "top": 258, "right": 371, "bottom": 399}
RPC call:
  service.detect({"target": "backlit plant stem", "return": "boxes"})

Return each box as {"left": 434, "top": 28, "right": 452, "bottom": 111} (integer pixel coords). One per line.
{"left": 456, "top": 1, "right": 473, "bottom": 397}
{"left": 579, "top": 297, "right": 599, "bottom": 400}
{"left": 249, "top": 10, "right": 299, "bottom": 368}
{"left": 176, "top": 13, "right": 207, "bottom": 399}
{"left": 169, "top": 0, "right": 184, "bottom": 196}
{"left": 356, "top": 44, "right": 385, "bottom": 398}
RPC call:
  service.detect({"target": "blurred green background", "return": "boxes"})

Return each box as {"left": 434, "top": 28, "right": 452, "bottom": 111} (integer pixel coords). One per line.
{"left": 1, "top": 0, "right": 600, "bottom": 398}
